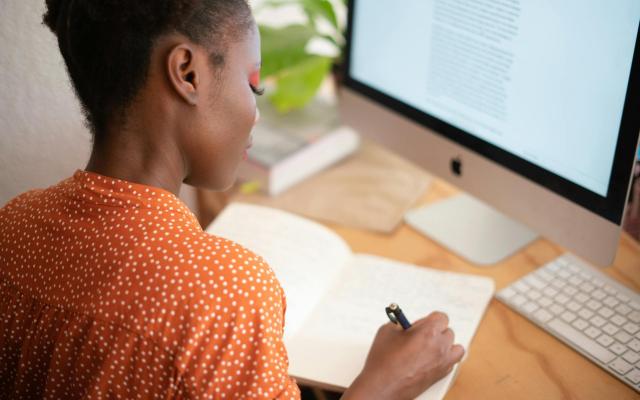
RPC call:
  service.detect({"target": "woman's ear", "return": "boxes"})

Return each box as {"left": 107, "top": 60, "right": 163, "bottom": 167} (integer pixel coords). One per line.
{"left": 166, "top": 44, "right": 200, "bottom": 105}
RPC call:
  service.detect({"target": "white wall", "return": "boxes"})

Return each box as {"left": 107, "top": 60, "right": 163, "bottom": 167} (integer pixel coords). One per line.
{"left": 0, "top": 1, "right": 202, "bottom": 211}
{"left": 0, "top": 0, "right": 91, "bottom": 206}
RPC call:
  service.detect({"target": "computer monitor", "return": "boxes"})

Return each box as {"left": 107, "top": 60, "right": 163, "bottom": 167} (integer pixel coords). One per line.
{"left": 339, "top": 0, "right": 640, "bottom": 266}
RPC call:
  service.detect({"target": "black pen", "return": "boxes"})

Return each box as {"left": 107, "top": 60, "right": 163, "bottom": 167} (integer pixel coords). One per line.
{"left": 386, "top": 303, "right": 412, "bottom": 330}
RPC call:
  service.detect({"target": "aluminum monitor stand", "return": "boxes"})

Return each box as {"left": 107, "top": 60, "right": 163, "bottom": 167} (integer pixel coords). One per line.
{"left": 405, "top": 193, "right": 538, "bottom": 265}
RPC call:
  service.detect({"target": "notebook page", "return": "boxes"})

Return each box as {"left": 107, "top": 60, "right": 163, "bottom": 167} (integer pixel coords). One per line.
{"left": 206, "top": 203, "right": 352, "bottom": 339}
{"left": 286, "top": 254, "right": 495, "bottom": 399}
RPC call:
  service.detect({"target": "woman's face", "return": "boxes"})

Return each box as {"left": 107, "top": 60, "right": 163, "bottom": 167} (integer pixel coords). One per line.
{"left": 181, "top": 23, "right": 261, "bottom": 191}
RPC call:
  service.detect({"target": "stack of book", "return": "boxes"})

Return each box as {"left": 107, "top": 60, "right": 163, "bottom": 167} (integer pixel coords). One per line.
{"left": 239, "top": 96, "right": 360, "bottom": 195}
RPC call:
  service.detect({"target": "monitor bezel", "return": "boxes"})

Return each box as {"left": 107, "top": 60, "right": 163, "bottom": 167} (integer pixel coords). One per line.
{"left": 342, "top": 0, "right": 640, "bottom": 224}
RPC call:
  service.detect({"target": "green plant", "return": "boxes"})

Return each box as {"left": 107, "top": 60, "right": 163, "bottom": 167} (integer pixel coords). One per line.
{"left": 256, "top": 0, "right": 346, "bottom": 113}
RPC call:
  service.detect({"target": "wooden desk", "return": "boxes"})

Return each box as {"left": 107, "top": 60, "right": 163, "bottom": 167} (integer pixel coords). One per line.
{"left": 198, "top": 174, "right": 640, "bottom": 399}
{"left": 320, "top": 178, "right": 640, "bottom": 400}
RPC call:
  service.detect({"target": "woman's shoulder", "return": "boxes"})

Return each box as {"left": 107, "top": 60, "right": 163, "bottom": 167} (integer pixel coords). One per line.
{"left": 1, "top": 175, "right": 76, "bottom": 215}
{"left": 94, "top": 229, "right": 285, "bottom": 342}
{"left": 192, "top": 232, "right": 281, "bottom": 290}
{"left": 125, "top": 229, "right": 283, "bottom": 305}
{"left": 1, "top": 189, "right": 45, "bottom": 212}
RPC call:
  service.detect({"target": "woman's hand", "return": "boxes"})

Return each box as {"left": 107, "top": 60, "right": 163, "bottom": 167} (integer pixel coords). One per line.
{"left": 342, "top": 311, "right": 464, "bottom": 400}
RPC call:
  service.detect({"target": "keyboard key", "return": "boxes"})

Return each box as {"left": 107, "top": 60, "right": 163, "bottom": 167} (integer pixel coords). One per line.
{"left": 551, "top": 279, "right": 565, "bottom": 289}
{"left": 538, "top": 297, "right": 553, "bottom": 308}
{"left": 563, "top": 286, "right": 578, "bottom": 296}
{"left": 499, "top": 287, "right": 517, "bottom": 299}
{"left": 546, "top": 262, "right": 561, "bottom": 272}
{"left": 614, "top": 330, "right": 632, "bottom": 344}
{"left": 537, "top": 270, "right": 554, "bottom": 282}
{"left": 571, "top": 318, "right": 589, "bottom": 331}
{"left": 556, "top": 293, "right": 570, "bottom": 305}
{"left": 628, "top": 311, "right": 640, "bottom": 323}
{"left": 597, "top": 334, "right": 615, "bottom": 347}
{"left": 533, "top": 309, "right": 553, "bottom": 323}
{"left": 630, "top": 301, "right": 640, "bottom": 311}
{"left": 574, "top": 292, "right": 589, "bottom": 303}
{"left": 590, "top": 315, "right": 606, "bottom": 328}
{"left": 611, "top": 314, "right": 627, "bottom": 327}
{"left": 623, "top": 323, "right": 639, "bottom": 335}
{"left": 578, "top": 308, "right": 594, "bottom": 320}
{"left": 610, "top": 342, "right": 627, "bottom": 356}
{"left": 543, "top": 287, "right": 558, "bottom": 297}
{"left": 629, "top": 339, "right": 640, "bottom": 352}
{"left": 558, "top": 269, "right": 571, "bottom": 279}
{"left": 579, "top": 282, "right": 595, "bottom": 293}
{"left": 548, "top": 319, "right": 615, "bottom": 364}
{"left": 512, "top": 294, "right": 527, "bottom": 307}
{"left": 615, "top": 303, "right": 632, "bottom": 316}
{"left": 524, "top": 276, "right": 546, "bottom": 290}
{"left": 586, "top": 299, "right": 602, "bottom": 311}
{"left": 598, "top": 307, "right": 614, "bottom": 319}
{"left": 603, "top": 323, "right": 619, "bottom": 336}
{"left": 603, "top": 284, "right": 617, "bottom": 295}
{"left": 592, "top": 289, "right": 607, "bottom": 300}
{"left": 625, "top": 368, "right": 640, "bottom": 385}
{"left": 526, "top": 290, "right": 542, "bottom": 301}
{"left": 617, "top": 292, "right": 631, "bottom": 303}
{"left": 604, "top": 296, "right": 619, "bottom": 308}
{"left": 567, "top": 301, "right": 581, "bottom": 312}
{"left": 590, "top": 277, "right": 605, "bottom": 288}
{"left": 523, "top": 302, "right": 539, "bottom": 314}
{"left": 622, "top": 351, "right": 640, "bottom": 365}
{"left": 514, "top": 281, "right": 531, "bottom": 293}
{"left": 610, "top": 358, "right": 633, "bottom": 375}
{"left": 578, "top": 270, "right": 591, "bottom": 281}
{"left": 561, "top": 311, "right": 577, "bottom": 323}
{"left": 550, "top": 303, "right": 565, "bottom": 315}
{"left": 568, "top": 276, "right": 582, "bottom": 286}
{"left": 584, "top": 326, "right": 601, "bottom": 339}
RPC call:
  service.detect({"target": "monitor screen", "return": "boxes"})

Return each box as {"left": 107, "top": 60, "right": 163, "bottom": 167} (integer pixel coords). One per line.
{"left": 346, "top": 0, "right": 640, "bottom": 223}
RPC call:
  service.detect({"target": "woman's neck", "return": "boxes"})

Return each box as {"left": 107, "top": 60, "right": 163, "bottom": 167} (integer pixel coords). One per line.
{"left": 85, "top": 121, "right": 186, "bottom": 196}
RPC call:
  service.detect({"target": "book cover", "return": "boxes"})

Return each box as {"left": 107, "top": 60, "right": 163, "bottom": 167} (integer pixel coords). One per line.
{"left": 239, "top": 97, "right": 360, "bottom": 195}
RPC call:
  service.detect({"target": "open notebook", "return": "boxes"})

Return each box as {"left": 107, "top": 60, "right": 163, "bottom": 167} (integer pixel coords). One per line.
{"left": 207, "top": 203, "right": 494, "bottom": 399}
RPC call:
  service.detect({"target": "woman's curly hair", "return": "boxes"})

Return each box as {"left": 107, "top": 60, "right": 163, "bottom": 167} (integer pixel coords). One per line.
{"left": 42, "top": 0, "right": 253, "bottom": 141}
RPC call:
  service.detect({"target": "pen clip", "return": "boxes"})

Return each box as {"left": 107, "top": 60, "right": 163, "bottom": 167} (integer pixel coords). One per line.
{"left": 385, "top": 306, "right": 399, "bottom": 325}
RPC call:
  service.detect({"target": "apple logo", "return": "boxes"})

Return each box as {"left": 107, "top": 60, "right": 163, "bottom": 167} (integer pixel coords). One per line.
{"left": 451, "top": 156, "right": 462, "bottom": 176}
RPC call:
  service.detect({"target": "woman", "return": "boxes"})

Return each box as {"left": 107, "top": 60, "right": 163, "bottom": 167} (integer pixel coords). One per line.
{"left": 0, "top": 1, "right": 464, "bottom": 399}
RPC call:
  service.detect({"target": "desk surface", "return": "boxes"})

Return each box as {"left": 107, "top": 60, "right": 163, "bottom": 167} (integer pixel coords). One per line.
{"left": 322, "top": 178, "right": 640, "bottom": 400}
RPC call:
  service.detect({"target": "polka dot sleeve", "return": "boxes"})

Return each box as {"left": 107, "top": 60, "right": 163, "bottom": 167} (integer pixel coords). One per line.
{"left": 175, "top": 238, "right": 300, "bottom": 399}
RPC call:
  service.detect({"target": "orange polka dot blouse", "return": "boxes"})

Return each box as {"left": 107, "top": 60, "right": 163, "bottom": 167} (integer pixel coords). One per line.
{"left": 0, "top": 170, "right": 300, "bottom": 399}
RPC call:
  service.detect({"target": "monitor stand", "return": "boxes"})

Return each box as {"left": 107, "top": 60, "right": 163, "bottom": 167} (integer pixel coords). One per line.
{"left": 405, "top": 193, "right": 537, "bottom": 266}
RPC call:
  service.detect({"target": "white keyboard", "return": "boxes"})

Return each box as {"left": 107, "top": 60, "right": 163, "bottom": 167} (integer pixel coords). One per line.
{"left": 496, "top": 254, "right": 640, "bottom": 392}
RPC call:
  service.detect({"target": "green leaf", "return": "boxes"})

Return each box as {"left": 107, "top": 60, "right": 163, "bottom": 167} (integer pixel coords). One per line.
{"left": 259, "top": 24, "right": 316, "bottom": 78}
{"left": 319, "top": 33, "right": 339, "bottom": 48}
{"left": 301, "top": 0, "right": 339, "bottom": 31}
{"left": 269, "top": 55, "right": 332, "bottom": 112}
{"left": 256, "top": 0, "right": 339, "bottom": 30}
{"left": 255, "top": 0, "right": 300, "bottom": 10}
